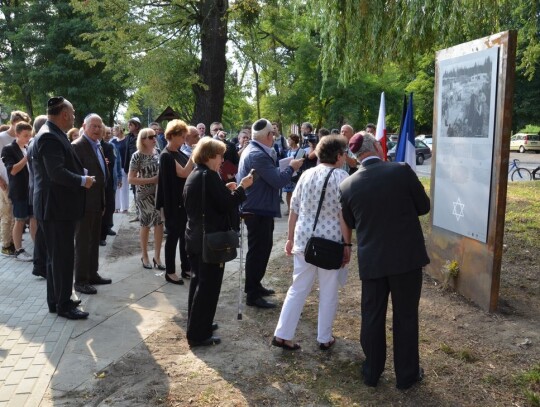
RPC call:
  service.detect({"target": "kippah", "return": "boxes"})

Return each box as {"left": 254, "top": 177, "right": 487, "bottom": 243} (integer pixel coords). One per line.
{"left": 47, "top": 96, "right": 65, "bottom": 108}
{"left": 349, "top": 133, "right": 364, "bottom": 154}
{"left": 253, "top": 119, "right": 268, "bottom": 131}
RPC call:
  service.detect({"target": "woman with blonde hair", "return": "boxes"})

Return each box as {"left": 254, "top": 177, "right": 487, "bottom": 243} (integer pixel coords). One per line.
{"left": 128, "top": 128, "right": 164, "bottom": 269}
{"left": 156, "top": 119, "right": 194, "bottom": 285}
{"left": 67, "top": 127, "right": 80, "bottom": 142}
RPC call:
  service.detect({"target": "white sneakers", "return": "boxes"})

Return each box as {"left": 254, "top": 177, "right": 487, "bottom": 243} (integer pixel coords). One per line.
{"left": 15, "top": 248, "right": 33, "bottom": 262}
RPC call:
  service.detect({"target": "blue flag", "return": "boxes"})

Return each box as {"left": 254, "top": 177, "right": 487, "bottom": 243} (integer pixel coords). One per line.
{"left": 395, "top": 93, "right": 416, "bottom": 170}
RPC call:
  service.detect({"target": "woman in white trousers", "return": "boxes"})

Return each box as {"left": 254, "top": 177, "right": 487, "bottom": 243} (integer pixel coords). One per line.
{"left": 273, "top": 135, "right": 352, "bottom": 351}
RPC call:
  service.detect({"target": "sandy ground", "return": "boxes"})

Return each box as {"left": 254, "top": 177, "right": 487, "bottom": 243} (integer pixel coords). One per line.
{"left": 43, "top": 218, "right": 539, "bottom": 407}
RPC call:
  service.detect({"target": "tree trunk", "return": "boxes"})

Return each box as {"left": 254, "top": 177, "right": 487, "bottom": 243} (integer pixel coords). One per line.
{"left": 192, "top": 0, "right": 228, "bottom": 125}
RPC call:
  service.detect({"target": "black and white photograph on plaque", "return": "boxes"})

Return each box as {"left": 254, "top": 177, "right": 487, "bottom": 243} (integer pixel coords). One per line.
{"left": 440, "top": 51, "right": 496, "bottom": 138}
{"left": 433, "top": 46, "right": 499, "bottom": 243}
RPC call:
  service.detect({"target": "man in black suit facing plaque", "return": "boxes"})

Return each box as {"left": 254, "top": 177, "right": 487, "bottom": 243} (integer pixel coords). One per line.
{"left": 32, "top": 97, "right": 95, "bottom": 319}
{"left": 72, "top": 114, "right": 112, "bottom": 295}
{"left": 340, "top": 133, "right": 430, "bottom": 390}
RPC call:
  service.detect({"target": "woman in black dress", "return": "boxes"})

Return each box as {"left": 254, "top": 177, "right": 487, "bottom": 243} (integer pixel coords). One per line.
{"left": 183, "top": 137, "right": 254, "bottom": 347}
{"left": 156, "top": 120, "right": 195, "bottom": 285}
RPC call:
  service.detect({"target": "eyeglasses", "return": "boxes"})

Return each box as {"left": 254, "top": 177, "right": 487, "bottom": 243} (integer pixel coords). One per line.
{"left": 213, "top": 128, "right": 223, "bottom": 131}
{"left": 143, "top": 135, "right": 156, "bottom": 140}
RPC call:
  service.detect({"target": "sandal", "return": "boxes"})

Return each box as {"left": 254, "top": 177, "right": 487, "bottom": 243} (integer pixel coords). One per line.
{"left": 272, "top": 336, "right": 301, "bottom": 351}
{"left": 319, "top": 337, "right": 336, "bottom": 351}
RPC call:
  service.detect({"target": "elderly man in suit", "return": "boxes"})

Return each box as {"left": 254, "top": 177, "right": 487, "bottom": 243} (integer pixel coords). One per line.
{"left": 71, "top": 114, "right": 112, "bottom": 295}
{"left": 340, "top": 133, "right": 430, "bottom": 390}
{"left": 32, "top": 97, "right": 95, "bottom": 319}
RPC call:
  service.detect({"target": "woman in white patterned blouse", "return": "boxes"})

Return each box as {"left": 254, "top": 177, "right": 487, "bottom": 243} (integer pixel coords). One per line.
{"left": 273, "top": 135, "right": 352, "bottom": 351}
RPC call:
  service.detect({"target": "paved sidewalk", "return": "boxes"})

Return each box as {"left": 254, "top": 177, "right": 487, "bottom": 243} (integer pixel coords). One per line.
{"left": 0, "top": 207, "right": 289, "bottom": 406}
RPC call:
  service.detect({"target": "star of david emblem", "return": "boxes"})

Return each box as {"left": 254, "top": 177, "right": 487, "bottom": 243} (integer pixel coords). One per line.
{"left": 452, "top": 197, "right": 465, "bottom": 221}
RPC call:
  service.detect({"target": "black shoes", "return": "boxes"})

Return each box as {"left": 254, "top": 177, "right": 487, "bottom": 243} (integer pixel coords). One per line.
{"left": 165, "top": 273, "right": 184, "bottom": 285}
{"left": 99, "top": 240, "right": 107, "bottom": 246}
{"left": 212, "top": 322, "right": 219, "bottom": 331}
{"left": 32, "top": 269, "right": 47, "bottom": 278}
{"left": 153, "top": 258, "right": 166, "bottom": 270}
{"left": 74, "top": 283, "right": 97, "bottom": 295}
{"left": 48, "top": 300, "right": 82, "bottom": 313}
{"left": 181, "top": 270, "right": 192, "bottom": 279}
{"left": 188, "top": 336, "right": 221, "bottom": 347}
{"left": 258, "top": 287, "right": 275, "bottom": 296}
{"left": 58, "top": 308, "right": 89, "bottom": 320}
{"left": 246, "top": 297, "right": 276, "bottom": 309}
{"left": 396, "top": 367, "right": 424, "bottom": 390}
{"left": 89, "top": 275, "right": 112, "bottom": 285}
{"left": 141, "top": 258, "right": 152, "bottom": 269}
{"left": 106, "top": 229, "right": 116, "bottom": 236}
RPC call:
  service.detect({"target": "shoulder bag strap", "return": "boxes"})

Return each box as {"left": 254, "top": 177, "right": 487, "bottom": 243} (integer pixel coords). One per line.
{"left": 202, "top": 170, "right": 207, "bottom": 234}
{"left": 311, "top": 168, "right": 336, "bottom": 233}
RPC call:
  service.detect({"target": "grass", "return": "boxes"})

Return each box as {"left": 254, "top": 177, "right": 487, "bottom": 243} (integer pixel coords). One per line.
{"left": 515, "top": 364, "right": 540, "bottom": 406}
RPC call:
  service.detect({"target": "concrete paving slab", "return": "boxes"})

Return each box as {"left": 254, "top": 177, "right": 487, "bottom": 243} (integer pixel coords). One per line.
{"left": 65, "top": 307, "right": 171, "bottom": 361}
{"left": 131, "top": 290, "right": 189, "bottom": 314}
{"left": 49, "top": 352, "right": 113, "bottom": 392}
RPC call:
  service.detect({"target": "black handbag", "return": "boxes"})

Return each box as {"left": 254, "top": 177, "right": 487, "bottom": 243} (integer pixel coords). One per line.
{"left": 201, "top": 170, "right": 239, "bottom": 264}
{"left": 304, "top": 168, "right": 344, "bottom": 270}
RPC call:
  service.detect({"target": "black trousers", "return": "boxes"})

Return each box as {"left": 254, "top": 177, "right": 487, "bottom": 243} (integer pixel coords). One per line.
{"left": 360, "top": 268, "right": 422, "bottom": 388}
{"left": 74, "top": 212, "right": 101, "bottom": 284}
{"left": 244, "top": 215, "right": 274, "bottom": 301}
{"left": 164, "top": 208, "right": 190, "bottom": 275}
{"left": 186, "top": 253, "right": 224, "bottom": 342}
{"left": 41, "top": 220, "right": 76, "bottom": 312}
{"left": 32, "top": 222, "right": 47, "bottom": 276}
{"left": 100, "top": 186, "right": 116, "bottom": 240}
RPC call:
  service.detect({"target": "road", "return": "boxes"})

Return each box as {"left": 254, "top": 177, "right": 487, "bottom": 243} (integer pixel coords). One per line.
{"left": 415, "top": 151, "right": 540, "bottom": 179}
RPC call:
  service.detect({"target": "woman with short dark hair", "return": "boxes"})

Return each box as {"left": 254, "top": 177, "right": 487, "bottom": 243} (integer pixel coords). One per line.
{"left": 183, "top": 137, "right": 254, "bottom": 347}
{"left": 273, "top": 135, "right": 352, "bottom": 351}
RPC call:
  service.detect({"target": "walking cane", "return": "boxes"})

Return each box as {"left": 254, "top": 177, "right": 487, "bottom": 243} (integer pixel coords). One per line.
{"left": 237, "top": 214, "right": 245, "bottom": 320}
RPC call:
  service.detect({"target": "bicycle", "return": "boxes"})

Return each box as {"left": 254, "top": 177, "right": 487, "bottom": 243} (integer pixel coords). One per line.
{"left": 532, "top": 166, "right": 540, "bottom": 180}
{"left": 509, "top": 159, "right": 532, "bottom": 181}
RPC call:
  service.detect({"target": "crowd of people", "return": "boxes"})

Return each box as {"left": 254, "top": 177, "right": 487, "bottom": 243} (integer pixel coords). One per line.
{"left": 0, "top": 98, "right": 430, "bottom": 390}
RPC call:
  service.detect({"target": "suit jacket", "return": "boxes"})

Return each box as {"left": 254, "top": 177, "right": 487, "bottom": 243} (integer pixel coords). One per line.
{"left": 1, "top": 140, "right": 29, "bottom": 201}
{"left": 32, "top": 121, "right": 85, "bottom": 221}
{"left": 340, "top": 159, "right": 430, "bottom": 280}
{"left": 100, "top": 140, "right": 117, "bottom": 192}
{"left": 72, "top": 135, "right": 107, "bottom": 213}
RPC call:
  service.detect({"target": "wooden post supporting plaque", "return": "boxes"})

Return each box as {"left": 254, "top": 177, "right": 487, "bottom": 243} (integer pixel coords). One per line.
{"left": 426, "top": 31, "right": 517, "bottom": 312}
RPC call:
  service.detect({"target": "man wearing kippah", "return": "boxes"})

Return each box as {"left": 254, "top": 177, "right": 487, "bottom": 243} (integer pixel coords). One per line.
{"left": 236, "top": 118, "right": 304, "bottom": 308}
{"left": 340, "top": 132, "right": 430, "bottom": 390}
{"left": 32, "top": 97, "right": 96, "bottom": 319}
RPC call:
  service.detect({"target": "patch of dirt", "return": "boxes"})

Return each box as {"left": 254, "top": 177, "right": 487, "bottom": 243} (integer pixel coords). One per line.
{"left": 49, "top": 222, "right": 540, "bottom": 406}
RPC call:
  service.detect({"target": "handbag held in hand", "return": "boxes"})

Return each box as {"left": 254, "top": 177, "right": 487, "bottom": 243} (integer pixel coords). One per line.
{"left": 304, "top": 168, "right": 344, "bottom": 270}
{"left": 201, "top": 170, "right": 239, "bottom": 264}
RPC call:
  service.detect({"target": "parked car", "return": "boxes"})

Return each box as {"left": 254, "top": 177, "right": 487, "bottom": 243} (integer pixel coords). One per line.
{"left": 510, "top": 133, "right": 540, "bottom": 153}
{"left": 417, "top": 134, "right": 433, "bottom": 151}
{"left": 387, "top": 139, "right": 432, "bottom": 165}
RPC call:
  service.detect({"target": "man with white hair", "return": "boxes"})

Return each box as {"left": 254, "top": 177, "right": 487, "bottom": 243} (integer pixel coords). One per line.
{"left": 237, "top": 118, "right": 304, "bottom": 308}
{"left": 71, "top": 113, "right": 112, "bottom": 295}
{"left": 181, "top": 126, "right": 200, "bottom": 157}
{"left": 340, "top": 132, "right": 429, "bottom": 390}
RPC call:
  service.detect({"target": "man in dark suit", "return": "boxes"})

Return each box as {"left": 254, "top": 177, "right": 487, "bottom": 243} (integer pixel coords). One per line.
{"left": 32, "top": 97, "right": 95, "bottom": 319}
{"left": 71, "top": 114, "right": 112, "bottom": 295}
{"left": 340, "top": 133, "right": 430, "bottom": 390}
{"left": 100, "top": 126, "right": 120, "bottom": 245}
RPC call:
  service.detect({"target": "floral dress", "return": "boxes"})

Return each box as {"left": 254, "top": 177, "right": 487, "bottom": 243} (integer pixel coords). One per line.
{"left": 129, "top": 150, "right": 162, "bottom": 227}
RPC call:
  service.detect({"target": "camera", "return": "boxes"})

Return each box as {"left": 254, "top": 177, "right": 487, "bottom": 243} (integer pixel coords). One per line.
{"left": 302, "top": 133, "right": 318, "bottom": 147}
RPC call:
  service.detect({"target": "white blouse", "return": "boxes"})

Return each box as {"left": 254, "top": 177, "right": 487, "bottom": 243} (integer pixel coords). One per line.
{"left": 290, "top": 165, "right": 349, "bottom": 253}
